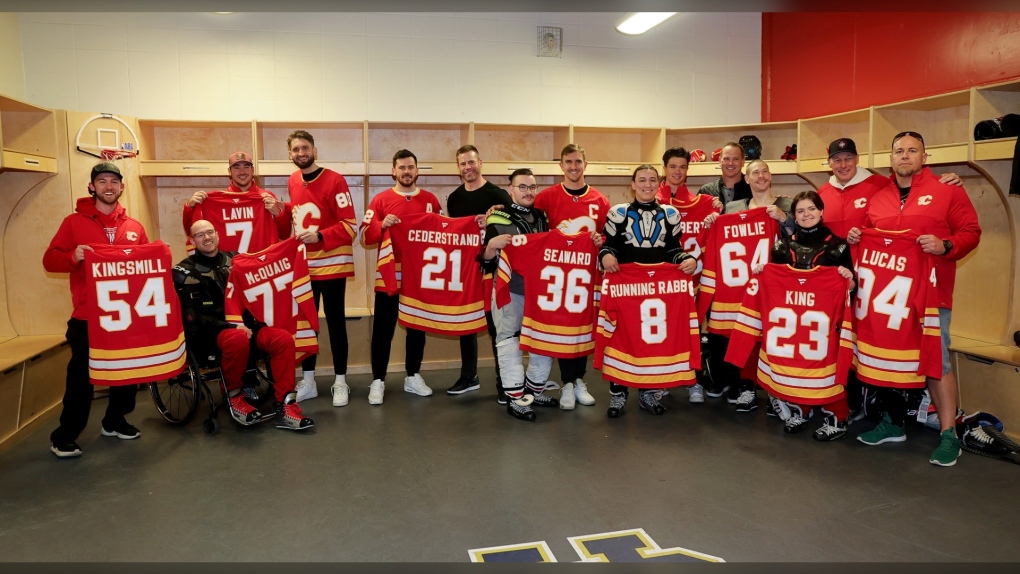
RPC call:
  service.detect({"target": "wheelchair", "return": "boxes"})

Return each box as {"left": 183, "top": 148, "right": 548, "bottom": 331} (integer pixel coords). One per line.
{"left": 149, "top": 339, "right": 275, "bottom": 435}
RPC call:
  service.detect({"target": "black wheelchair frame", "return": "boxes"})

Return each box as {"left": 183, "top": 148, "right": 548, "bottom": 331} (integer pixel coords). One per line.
{"left": 149, "top": 343, "right": 274, "bottom": 435}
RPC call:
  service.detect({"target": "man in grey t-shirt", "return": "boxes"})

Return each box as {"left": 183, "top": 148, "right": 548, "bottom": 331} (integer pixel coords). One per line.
{"left": 698, "top": 141, "right": 751, "bottom": 213}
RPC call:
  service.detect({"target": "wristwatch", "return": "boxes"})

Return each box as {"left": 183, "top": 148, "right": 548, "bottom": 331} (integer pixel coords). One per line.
{"left": 942, "top": 239, "right": 954, "bottom": 255}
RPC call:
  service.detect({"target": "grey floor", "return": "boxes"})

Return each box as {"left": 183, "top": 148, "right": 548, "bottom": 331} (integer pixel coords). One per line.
{"left": 1, "top": 366, "right": 1019, "bottom": 563}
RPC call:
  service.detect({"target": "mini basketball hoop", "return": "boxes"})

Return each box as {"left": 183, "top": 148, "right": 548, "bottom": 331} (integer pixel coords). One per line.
{"left": 75, "top": 113, "right": 141, "bottom": 160}
{"left": 99, "top": 148, "right": 138, "bottom": 161}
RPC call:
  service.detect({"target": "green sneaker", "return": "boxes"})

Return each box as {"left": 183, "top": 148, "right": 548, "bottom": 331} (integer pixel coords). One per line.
{"left": 930, "top": 429, "right": 962, "bottom": 467}
{"left": 856, "top": 414, "right": 906, "bottom": 445}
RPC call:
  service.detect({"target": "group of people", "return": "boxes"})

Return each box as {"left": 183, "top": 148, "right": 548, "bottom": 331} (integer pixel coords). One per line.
{"left": 43, "top": 129, "right": 980, "bottom": 468}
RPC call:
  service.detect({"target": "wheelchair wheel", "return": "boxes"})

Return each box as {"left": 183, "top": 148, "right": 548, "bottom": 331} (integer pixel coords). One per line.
{"left": 149, "top": 352, "right": 202, "bottom": 425}
{"left": 202, "top": 417, "right": 218, "bottom": 435}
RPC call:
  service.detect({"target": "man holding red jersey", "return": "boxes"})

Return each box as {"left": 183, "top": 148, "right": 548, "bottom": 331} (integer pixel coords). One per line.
{"left": 182, "top": 151, "right": 290, "bottom": 253}
{"left": 818, "top": 138, "right": 962, "bottom": 422}
{"left": 846, "top": 131, "right": 981, "bottom": 467}
{"left": 286, "top": 130, "right": 359, "bottom": 405}
{"left": 534, "top": 144, "right": 609, "bottom": 410}
{"left": 43, "top": 162, "right": 149, "bottom": 458}
{"left": 360, "top": 149, "right": 443, "bottom": 406}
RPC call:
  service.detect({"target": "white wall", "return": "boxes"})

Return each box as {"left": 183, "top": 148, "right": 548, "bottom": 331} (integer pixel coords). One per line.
{"left": 17, "top": 12, "right": 761, "bottom": 128}
{"left": 0, "top": 13, "right": 26, "bottom": 99}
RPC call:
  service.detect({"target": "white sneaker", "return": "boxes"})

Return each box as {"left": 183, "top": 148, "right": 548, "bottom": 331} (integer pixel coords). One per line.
{"left": 295, "top": 378, "right": 318, "bottom": 402}
{"left": 368, "top": 379, "right": 385, "bottom": 405}
{"left": 688, "top": 383, "right": 705, "bottom": 404}
{"left": 330, "top": 381, "right": 349, "bottom": 407}
{"left": 575, "top": 380, "right": 595, "bottom": 406}
{"left": 560, "top": 382, "right": 576, "bottom": 410}
{"left": 404, "top": 373, "right": 433, "bottom": 397}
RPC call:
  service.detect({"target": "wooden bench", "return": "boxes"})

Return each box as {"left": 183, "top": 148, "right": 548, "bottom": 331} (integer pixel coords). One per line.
{"left": 950, "top": 335, "right": 1020, "bottom": 440}
{"left": 0, "top": 335, "right": 70, "bottom": 454}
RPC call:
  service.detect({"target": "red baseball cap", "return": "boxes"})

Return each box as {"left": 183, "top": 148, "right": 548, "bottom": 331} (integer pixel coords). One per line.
{"left": 228, "top": 151, "right": 254, "bottom": 167}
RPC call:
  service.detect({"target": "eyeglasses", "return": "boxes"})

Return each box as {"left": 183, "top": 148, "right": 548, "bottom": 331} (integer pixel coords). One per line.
{"left": 513, "top": 184, "right": 539, "bottom": 193}
{"left": 892, "top": 131, "right": 924, "bottom": 147}
{"left": 192, "top": 230, "right": 217, "bottom": 239}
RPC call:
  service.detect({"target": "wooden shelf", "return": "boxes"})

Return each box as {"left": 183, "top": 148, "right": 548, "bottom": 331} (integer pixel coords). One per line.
{"left": 471, "top": 123, "right": 571, "bottom": 166}
{"left": 798, "top": 108, "right": 871, "bottom": 171}
{"left": 666, "top": 121, "right": 798, "bottom": 167}
{"left": 368, "top": 122, "right": 470, "bottom": 176}
{"left": 871, "top": 143, "right": 969, "bottom": 168}
{"left": 138, "top": 119, "right": 255, "bottom": 176}
{"left": 572, "top": 126, "right": 664, "bottom": 165}
{"left": 0, "top": 95, "right": 57, "bottom": 174}
{"left": 873, "top": 91, "right": 971, "bottom": 164}
{"left": 256, "top": 121, "right": 365, "bottom": 176}
{"left": 974, "top": 137, "right": 1017, "bottom": 161}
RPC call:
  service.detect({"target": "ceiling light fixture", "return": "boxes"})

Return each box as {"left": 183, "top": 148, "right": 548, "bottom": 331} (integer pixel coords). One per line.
{"left": 615, "top": 12, "right": 676, "bottom": 35}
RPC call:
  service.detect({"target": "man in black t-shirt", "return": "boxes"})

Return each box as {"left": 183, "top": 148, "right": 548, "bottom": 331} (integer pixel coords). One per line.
{"left": 445, "top": 145, "right": 513, "bottom": 400}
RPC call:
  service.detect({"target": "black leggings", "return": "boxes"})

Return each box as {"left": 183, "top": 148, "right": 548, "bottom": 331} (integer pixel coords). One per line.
{"left": 371, "top": 291, "right": 425, "bottom": 380}
{"left": 302, "top": 278, "right": 348, "bottom": 375}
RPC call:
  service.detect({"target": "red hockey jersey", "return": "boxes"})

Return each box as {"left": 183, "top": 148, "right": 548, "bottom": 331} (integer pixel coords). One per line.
{"left": 495, "top": 229, "right": 598, "bottom": 358}
{"left": 379, "top": 213, "right": 487, "bottom": 336}
{"left": 224, "top": 239, "right": 320, "bottom": 361}
{"left": 288, "top": 168, "right": 358, "bottom": 280}
{"left": 183, "top": 187, "right": 290, "bottom": 254}
{"left": 535, "top": 183, "right": 610, "bottom": 234}
{"left": 697, "top": 207, "right": 779, "bottom": 334}
{"left": 361, "top": 187, "right": 442, "bottom": 292}
{"left": 656, "top": 182, "right": 696, "bottom": 205}
{"left": 852, "top": 228, "right": 942, "bottom": 388}
{"left": 84, "top": 242, "right": 186, "bottom": 386}
{"left": 671, "top": 193, "right": 719, "bottom": 288}
{"left": 863, "top": 167, "right": 981, "bottom": 310}
{"left": 724, "top": 265, "right": 854, "bottom": 404}
{"left": 594, "top": 263, "right": 702, "bottom": 388}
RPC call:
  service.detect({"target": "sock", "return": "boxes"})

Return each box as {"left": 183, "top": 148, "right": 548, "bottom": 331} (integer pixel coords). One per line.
{"left": 335, "top": 374, "right": 346, "bottom": 385}
{"left": 302, "top": 370, "right": 315, "bottom": 383}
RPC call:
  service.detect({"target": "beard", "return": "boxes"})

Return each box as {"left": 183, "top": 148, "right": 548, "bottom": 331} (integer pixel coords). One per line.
{"left": 292, "top": 155, "right": 315, "bottom": 170}
{"left": 398, "top": 174, "right": 418, "bottom": 188}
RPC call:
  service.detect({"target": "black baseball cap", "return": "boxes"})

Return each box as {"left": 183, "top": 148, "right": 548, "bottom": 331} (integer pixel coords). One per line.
{"left": 90, "top": 162, "right": 123, "bottom": 181}
{"left": 827, "top": 138, "right": 858, "bottom": 159}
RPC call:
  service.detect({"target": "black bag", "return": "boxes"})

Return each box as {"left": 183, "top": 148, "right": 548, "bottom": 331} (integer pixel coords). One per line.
{"left": 738, "top": 135, "right": 762, "bottom": 160}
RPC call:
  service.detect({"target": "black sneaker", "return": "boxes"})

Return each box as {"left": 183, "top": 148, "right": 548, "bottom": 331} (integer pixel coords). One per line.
{"left": 725, "top": 385, "right": 741, "bottom": 404}
{"left": 506, "top": 396, "right": 536, "bottom": 422}
{"left": 607, "top": 392, "right": 627, "bottom": 418}
{"left": 496, "top": 385, "right": 508, "bottom": 405}
{"left": 101, "top": 421, "right": 141, "bottom": 440}
{"left": 705, "top": 384, "right": 731, "bottom": 399}
{"left": 638, "top": 390, "right": 666, "bottom": 415}
{"left": 447, "top": 376, "right": 480, "bottom": 395}
{"left": 50, "top": 442, "right": 82, "bottom": 458}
